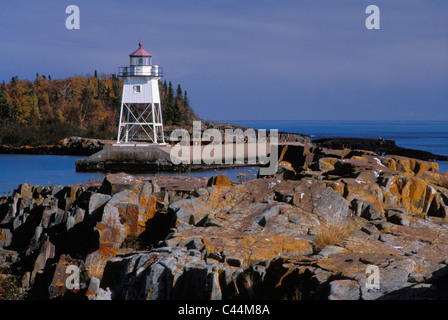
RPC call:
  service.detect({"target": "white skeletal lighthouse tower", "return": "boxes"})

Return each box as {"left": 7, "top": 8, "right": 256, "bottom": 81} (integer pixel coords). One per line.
{"left": 117, "top": 42, "right": 165, "bottom": 144}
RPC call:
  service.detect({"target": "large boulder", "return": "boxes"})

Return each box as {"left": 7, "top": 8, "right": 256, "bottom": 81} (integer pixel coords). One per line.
{"left": 85, "top": 181, "right": 157, "bottom": 279}
{"left": 380, "top": 155, "right": 439, "bottom": 175}
{"left": 379, "top": 172, "right": 448, "bottom": 217}
{"left": 292, "top": 179, "right": 352, "bottom": 222}
{"left": 101, "top": 247, "right": 222, "bottom": 300}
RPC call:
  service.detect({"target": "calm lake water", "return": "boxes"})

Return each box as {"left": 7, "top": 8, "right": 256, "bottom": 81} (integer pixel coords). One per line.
{"left": 0, "top": 154, "right": 258, "bottom": 195}
{"left": 0, "top": 121, "right": 447, "bottom": 195}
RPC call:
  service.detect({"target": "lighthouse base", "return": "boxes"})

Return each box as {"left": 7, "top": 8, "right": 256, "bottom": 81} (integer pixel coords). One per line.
{"left": 112, "top": 142, "right": 167, "bottom": 147}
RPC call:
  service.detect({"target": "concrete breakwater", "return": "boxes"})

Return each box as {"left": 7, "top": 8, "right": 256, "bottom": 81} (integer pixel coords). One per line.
{"left": 74, "top": 142, "right": 281, "bottom": 173}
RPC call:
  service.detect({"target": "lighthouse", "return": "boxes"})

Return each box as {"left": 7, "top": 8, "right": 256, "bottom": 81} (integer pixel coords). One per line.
{"left": 116, "top": 42, "right": 165, "bottom": 144}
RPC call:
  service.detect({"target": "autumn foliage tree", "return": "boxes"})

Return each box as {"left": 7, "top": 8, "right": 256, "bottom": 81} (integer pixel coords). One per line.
{"left": 0, "top": 73, "right": 198, "bottom": 146}
{"left": 0, "top": 82, "right": 12, "bottom": 122}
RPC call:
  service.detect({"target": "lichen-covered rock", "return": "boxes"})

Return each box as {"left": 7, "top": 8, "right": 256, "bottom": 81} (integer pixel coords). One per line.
{"left": 291, "top": 178, "right": 352, "bottom": 223}
{"left": 0, "top": 249, "right": 18, "bottom": 272}
{"left": 101, "top": 247, "right": 222, "bottom": 300}
{"left": 380, "top": 155, "right": 439, "bottom": 175}
{"left": 88, "top": 193, "right": 111, "bottom": 215}
{"left": 207, "top": 174, "right": 232, "bottom": 187}
{"left": 416, "top": 171, "right": 448, "bottom": 188}
{"left": 30, "top": 238, "right": 55, "bottom": 286}
{"left": 328, "top": 280, "right": 360, "bottom": 300}
{"left": 98, "top": 172, "right": 144, "bottom": 196}
{"left": 379, "top": 172, "right": 447, "bottom": 217}
{"left": 2, "top": 141, "right": 448, "bottom": 301}
{"left": 86, "top": 276, "right": 112, "bottom": 300}
{"left": 85, "top": 182, "right": 157, "bottom": 279}
{"left": 317, "top": 157, "right": 339, "bottom": 172}
{"left": 0, "top": 229, "right": 12, "bottom": 248}
{"left": 201, "top": 235, "right": 312, "bottom": 265}
{"left": 48, "top": 254, "right": 89, "bottom": 300}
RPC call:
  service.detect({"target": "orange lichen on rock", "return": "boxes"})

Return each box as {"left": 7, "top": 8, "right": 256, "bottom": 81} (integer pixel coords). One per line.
{"left": 199, "top": 235, "right": 312, "bottom": 266}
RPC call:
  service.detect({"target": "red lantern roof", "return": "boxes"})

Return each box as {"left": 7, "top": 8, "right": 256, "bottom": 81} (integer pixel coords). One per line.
{"left": 129, "top": 42, "right": 152, "bottom": 57}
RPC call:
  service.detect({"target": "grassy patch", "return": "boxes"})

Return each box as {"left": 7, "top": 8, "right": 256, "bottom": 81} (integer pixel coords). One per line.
{"left": 313, "top": 222, "right": 356, "bottom": 252}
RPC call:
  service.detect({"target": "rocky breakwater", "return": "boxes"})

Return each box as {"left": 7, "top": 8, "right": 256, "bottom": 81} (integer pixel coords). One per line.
{"left": 313, "top": 137, "right": 448, "bottom": 162}
{"left": 1, "top": 147, "right": 448, "bottom": 300}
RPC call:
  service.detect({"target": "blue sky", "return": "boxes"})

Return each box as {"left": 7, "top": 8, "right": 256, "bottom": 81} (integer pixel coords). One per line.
{"left": 0, "top": 0, "right": 447, "bottom": 121}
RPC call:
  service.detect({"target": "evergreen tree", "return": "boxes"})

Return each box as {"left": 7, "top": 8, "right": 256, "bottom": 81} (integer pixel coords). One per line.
{"left": 176, "top": 84, "right": 183, "bottom": 100}
{"left": 183, "top": 90, "right": 195, "bottom": 122}
{"left": 174, "top": 84, "right": 184, "bottom": 124}
{"left": 162, "top": 81, "right": 176, "bottom": 125}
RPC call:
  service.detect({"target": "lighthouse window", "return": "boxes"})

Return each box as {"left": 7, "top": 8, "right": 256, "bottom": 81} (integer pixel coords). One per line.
{"left": 139, "top": 58, "right": 143, "bottom": 65}
{"left": 133, "top": 85, "right": 141, "bottom": 93}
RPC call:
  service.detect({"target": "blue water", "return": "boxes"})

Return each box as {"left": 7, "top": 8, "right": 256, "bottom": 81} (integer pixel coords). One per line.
{"left": 0, "top": 155, "right": 103, "bottom": 195}
{"left": 0, "top": 121, "right": 447, "bottom": 195}
{"left": 230, "top": 120, "right": 448, "bottom": 173}
{"left": 0, "top": 154, "right": 258, "bottom": 195}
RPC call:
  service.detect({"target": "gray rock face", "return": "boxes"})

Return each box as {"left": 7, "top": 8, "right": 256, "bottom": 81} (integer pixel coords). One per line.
{"left": 101, "top": 247, "right": 221, "bottom": 300}
{"left": 312, "top": 187, "right": 352, "bottom": 222}
{"left": 328, "top": 280, "right": 360, "bottom": 300}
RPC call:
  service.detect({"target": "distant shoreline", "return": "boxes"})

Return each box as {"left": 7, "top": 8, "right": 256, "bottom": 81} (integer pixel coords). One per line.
{"left": 0, "top": 136, "right": 107, "bottom": 156}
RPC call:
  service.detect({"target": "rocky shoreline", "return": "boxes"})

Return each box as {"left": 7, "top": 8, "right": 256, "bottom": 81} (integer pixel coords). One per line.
{"left": 314, "top": 137, "right": 448, "bottom": 162}
{"left": 1, "top": 141, "right": 448, "bottom": 300}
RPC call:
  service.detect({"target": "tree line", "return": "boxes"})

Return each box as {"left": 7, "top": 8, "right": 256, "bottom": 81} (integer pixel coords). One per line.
{"left": 0, "top": 72, "right": 198, "bottom": 146}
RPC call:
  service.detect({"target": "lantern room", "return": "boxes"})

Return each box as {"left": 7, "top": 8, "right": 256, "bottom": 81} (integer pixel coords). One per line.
{"left": 118, "top": 42, "right": 163, "bottom": 78}
{"left": 129, "top": 42, "right": 152, "bottom": 66}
